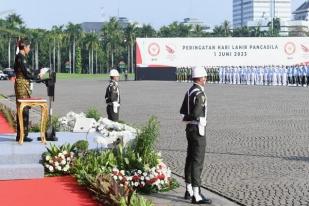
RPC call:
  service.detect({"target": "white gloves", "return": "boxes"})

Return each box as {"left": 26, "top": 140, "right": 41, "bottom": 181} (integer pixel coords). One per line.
{"left": 112, "top": 102, "right": 120, "bottom": 113}
{"left": 198, "top": 117, "right": 207, "bottom": 136}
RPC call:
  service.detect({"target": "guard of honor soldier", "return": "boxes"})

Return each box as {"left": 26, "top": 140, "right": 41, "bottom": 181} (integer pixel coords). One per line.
{"left": 180, "top": 66, "right": 211, "bottom": 204}
{"left": 105, "top": 69, "right": 121, "bottom": 122}
{"left": 176, "top": 67, "right": 193, "bottom": 82}
{"left": 178, "top": 64, "right": 309, "bottom": 87}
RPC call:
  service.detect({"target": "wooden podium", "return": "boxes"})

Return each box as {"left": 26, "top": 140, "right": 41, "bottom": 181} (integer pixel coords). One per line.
{"left": 17, "top": 98, "right": 48, "bottom": 144}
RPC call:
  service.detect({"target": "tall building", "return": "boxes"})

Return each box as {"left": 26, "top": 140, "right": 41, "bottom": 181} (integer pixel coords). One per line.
{"left": 288, "top": 1, "right": 309, "bottom": 36}
{"left": 81, "top": 22, "right": 105, "bottom": 33}
{"left": 181, "top": 18, "right": 210, "bottom": 31}
{"left": 293, "top": 1, "right": 309, "bottom": 21}
{"left": 81, "top": 17, "right": 131, "bottom": 33}
{"left": 233, "top": 0, "right": 291, "bottom": 28}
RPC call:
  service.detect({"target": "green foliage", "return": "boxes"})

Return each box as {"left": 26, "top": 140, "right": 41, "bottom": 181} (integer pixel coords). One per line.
{"left": 87, "top": 173, "right": 135, "bottom": 206}
{"left": 0, "top": 13, "right": 292, "bottom": 74}
{"left": 86, "top": 107, "right": 101, "bottom": 121}
{"left": 134, "top": 116, "right": 160, "bottom": 168}
{"left": 123, "top": 192, "right": 153, "bottom": 206}
{"left": 106, "top": 117, "right": 160, "bottom": 171}
{"left": 73, "top": 140, "right": 89, "bottom": 154}
{"left": 87, "top": 173, "right": 154, "bottom": 206}
{"left": 45, "top": 143, "right": 75, "bottom": 157}
{"left": 75, "top": 46, "right": 82, "bottom": 74}
{"left": 72, "top": 150, "right": 116, "bottom": 185}
{"left": 158, "top": 178, "right": 180, "bottom": 192}
{"left": 29, "top": 115, "right": 60, "bottom": 132}
{"left": 49, "top": 116, "right": 176, "bottom": 205}
{"left": 29, "top": 123, "right": 40, "bottom": 132}
{"left": 121, "top": 146, "right": 145, "bottom": 171}
{"left": 49, "top": 115, "right": 61, "bottom": 131}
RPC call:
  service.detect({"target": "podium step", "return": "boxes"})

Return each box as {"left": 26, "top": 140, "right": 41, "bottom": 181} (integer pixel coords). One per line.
{"left": 0, "top": 163, "right": 44, "bottom": 180}
{"left": 0, "top": 153, "right": 42, "bottom": 165}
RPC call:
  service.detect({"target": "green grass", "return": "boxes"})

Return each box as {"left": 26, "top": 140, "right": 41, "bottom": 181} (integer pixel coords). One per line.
{"left": 54, "top": 73, "right": 135, "bottom": 80}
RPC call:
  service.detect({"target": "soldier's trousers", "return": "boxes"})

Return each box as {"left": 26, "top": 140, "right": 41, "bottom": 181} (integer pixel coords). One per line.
{"left": 185, "top": 124, "right": 206, "bottom": 187}
{"left": 107, "top": 105, "right": 119, "bottom": 122}
{"left": 301, "top": 76, "right": 306, "bottom": 86}
{"left": 16, "top": 106, "right": 30, "bottom": 139}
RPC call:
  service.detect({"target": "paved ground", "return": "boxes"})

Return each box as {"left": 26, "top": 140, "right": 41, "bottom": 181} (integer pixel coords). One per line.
{"left": 146, "top": 174, "right": 238, "bottom": 206}
{"left": 2, "top": 79, "right": 309, "bottom": 206}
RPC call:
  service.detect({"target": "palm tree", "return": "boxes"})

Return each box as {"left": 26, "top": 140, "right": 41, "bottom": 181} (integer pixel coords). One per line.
{"left": 65, "top": 23, "right": 82, "bottom": 73}
{"left": 124, "top": 22, "right": 138, "bottom": 73}
{"left": 158, "top": 25, "right": 170, "bottom": 37}
{"left": 212, "top": 25, "right": 225, "bottom": 37}
{"left": 136, "top": 24, "right": 156, "bottom": 38}
{"left": 222, "top": 20, "right": 231, "bottom": 37}
{"left": 101, "top": 17, "right": 123, "bottom": 68}
{"left": 158, "top": 22, "right": 191, "bottom": 37}
{"left": 232, "top": 26, "right": 250, "bottom": 37}
{"left": 84, "top": 32, "right": 99, "bottom": 74}
{"left": 28, "top": 29, "right": 45, "bottom": 70}
{"left": 5, "top": 13, "right": 24, "bottom": 68}
{"left": 51, "top": 25, "right": 64, "bottom": 72}
{"left": 267, "top": 18, "right": 281, "bottom": 37}
{"left": 190, "top": 24, "right": 204, "bottom": 37}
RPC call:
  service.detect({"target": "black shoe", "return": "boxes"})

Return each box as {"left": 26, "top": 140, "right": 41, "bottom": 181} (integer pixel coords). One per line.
{"left": 37, "top": 137, "right": 58, "bottom": 141}
{"left": 184, "top": 191, "right": 193, "bottom": 200}
{"left": 24, "top": 137, "right": 33, "bottom": 142}
{"left": 192, "top": 196, "right": 212, "bottom": 204}
{"left": 16, "top": 136, "right": 33, "bottom": 142}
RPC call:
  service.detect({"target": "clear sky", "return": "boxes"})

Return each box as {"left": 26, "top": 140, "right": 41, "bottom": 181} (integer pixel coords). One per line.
{"left": 0, "top": 0, "right": 306, "bottom": 29}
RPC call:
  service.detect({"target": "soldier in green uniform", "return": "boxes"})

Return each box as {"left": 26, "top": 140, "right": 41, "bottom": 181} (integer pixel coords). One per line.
{"left": 214, "top": 67, "right": 219, "bottom": 83}
{"left": 208, "top": 67, "right": 213, "bottom": 83}
{"left": 188, "top": 67, "right": 192, "bottom": 82}
{"left": 105, "top": 69, "right": 120, "bottom": 121}
{"left": 212, "top": 67, "right": 216, "bottom": 83}
{"left": 187, "top": 67, "right": 191, "bottom": 82}
{"left": 176, "top": 67, "right": 180, "bottom": 82}
{"left": 124, "top": 69, "right": 128, "bottom": 81}
{"left": 180, "top": 66, "right": 212, "bottom": 204}
{"left": 14, "top": 39, "right": 43, "bottom": 142}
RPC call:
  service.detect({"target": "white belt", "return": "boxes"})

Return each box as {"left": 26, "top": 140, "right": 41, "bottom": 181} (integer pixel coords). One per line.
{"left": 184, "top": 121, "right": 199, "bottom": 125}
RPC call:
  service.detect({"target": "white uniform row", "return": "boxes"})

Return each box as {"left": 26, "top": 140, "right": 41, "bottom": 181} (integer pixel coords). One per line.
{"left": 218, "top": 66, "right": 309, "bottom": 86}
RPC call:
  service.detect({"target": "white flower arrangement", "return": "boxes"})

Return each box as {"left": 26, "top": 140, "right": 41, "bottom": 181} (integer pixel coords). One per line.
{"left": 43, "top": 150, "right": 76, "bottom": 175}
{"left": 111, "top": 162, "right": 173, "bottom": 191}
{"left": 58, "top": 112, "right": 138, "bottom": 149}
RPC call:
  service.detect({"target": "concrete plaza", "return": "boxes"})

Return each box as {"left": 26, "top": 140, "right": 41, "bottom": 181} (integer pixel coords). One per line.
{"left": 1, "top": 79, "right": 309, "bottom": 206}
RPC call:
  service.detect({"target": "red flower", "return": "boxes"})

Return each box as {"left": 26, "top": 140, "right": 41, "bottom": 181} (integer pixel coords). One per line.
{"left": 158, "top": 174, "right": 165, "bottom": 180}
{"left": 132, "top": 175, "right": 140, "bottom": 181}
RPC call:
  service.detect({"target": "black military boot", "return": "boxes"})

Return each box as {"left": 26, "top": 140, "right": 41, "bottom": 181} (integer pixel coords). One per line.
{"left": 192, "top": 196, "right": 212, "bottom": 204}
{"left": 184, "top": 191, "right": 193, "bottom": 200}
{"left": 192, "top": 187, "right": 212, "bottom": 204}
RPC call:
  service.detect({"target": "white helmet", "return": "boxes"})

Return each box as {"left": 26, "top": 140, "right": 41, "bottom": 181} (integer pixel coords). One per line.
{"left": 192, "top": 66, "right": 207, "bottom": 78}
{"left": 110, "top": 69, "right": 120, "bottom": 77}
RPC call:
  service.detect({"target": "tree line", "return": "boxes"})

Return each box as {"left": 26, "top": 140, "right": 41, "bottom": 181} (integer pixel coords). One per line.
{"left": 0, "top": 14, "right": 284, "bottom": 74}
